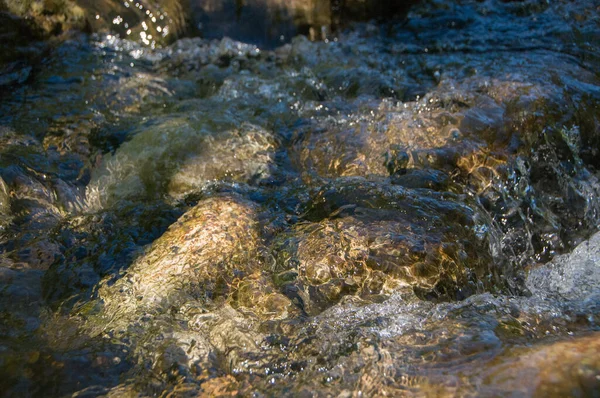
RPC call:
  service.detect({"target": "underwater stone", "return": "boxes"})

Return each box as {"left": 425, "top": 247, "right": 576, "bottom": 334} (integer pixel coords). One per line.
{"left": 92, "top": 193, "right": 293, "bottom": 331}
{"left": 86, "top": 120, "right": 278, "bottom": 208}
{"left": 483, "top": 334, "right": 600, "bottom": 396}
{"left": 390, "top": 168, "right": 449, "bottom": 190}
{"left": 0, "top": 176, "right": 10, "bottom": 228}
{"left": 274, "top": 177, "right": 496, "bottom": 309}
{"left": 79, "top": 195, "right": 290, "bottom": 385}
{"left": 168, "top": 124, "right": 279, "bottom": 199}
{"left": 97, "top": 194, "right": 265, "bottom": 315}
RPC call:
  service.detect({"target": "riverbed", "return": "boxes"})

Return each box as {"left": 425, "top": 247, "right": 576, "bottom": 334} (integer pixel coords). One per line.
{"left": 1, "top": 0, "right": 599, "bottom": 396}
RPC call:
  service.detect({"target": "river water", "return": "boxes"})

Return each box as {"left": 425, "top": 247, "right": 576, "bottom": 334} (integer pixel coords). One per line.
{"left": 0, "top": 0, "right": 599, "bottom": 396}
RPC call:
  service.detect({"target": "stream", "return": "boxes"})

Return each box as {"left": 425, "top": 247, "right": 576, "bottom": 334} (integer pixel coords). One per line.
{"left": 0, "top": 0, "right": 599, "bottom": 396}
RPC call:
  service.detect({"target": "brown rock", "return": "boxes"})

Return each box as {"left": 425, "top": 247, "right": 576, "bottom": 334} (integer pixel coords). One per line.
{"left": 484, "top": 333, "right": 600, "bottom": 397}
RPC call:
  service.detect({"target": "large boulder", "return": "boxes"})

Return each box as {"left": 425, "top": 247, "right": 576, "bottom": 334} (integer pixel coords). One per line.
{"left": 98, "top": 195, "right": 263, "bottom": 312}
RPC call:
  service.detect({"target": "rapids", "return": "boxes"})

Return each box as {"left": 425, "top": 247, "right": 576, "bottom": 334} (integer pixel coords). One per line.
{"left": 0, "top": 0, "right": 599, "bottom": 396}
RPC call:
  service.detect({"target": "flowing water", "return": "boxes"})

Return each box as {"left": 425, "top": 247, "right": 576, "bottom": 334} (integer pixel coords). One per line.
{"left": 0, "top": 0, "right": 599, "bottom": 396}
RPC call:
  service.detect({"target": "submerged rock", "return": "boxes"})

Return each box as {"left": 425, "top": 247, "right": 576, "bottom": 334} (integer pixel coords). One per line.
{"left": 0, "top": 126, "right": 86, "bottom": 274}
{"left": 0, "top": 176, "right": 10, "bottom": 228}
{"left": 273, "top": 177, "right": 497, "bottom": 309}
{"left": 96, "top": 195, "right": 266, "bottom": 315}
{"left": 168, "top": 125, "right": 279, "bottom": 198}
{"left": 70, "top": 194, "right": 293, "bottom": 390}
{"left": 86, "top": 121, "right": 279, "bottom": 208}
{"left": 482, "top": 333, "right": 600, "bottom": 396}
{"left": 1, "top": 0, "right": 600, "bottom": 395}
{"left": 247, "top": 229, "right": 600, "bottom": 395}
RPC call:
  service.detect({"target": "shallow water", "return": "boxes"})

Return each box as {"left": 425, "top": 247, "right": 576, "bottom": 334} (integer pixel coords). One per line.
{"left": 0, "top": 0, "right": 599, "bottom": 396}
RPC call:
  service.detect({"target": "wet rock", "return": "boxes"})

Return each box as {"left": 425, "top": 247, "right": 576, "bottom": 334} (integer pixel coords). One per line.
{"left": 0, "top": 176, "right": 10, "bottom": 228}
{"left": 1, "top": 0, "right": 600, "bottom": 395}
{"left": 82, "top": 193, "right": 292, "bottom": 345}
{"left": 303, "top": 177, "right": 475, "bottom": 226}
{"left": 43, "top": 201, "right": 183, "bottom": 306}
{"left": 390, "top": 168, "right": 449, "bottom": 190}
{"left": 288, "top": 97, "right": 480, "bottom": 180}
{"left": 483, "top": 334, "right": 600, "bottom": 397}
{"left": 273, "top": 177, "right": 497, "bottom": 308}
{"left": 86, "top": 121, "right": 279, "bottom": 208}
{"left": 0, "top": 127, "right": 86, "bottom": 215}
{"left": 255, "top": 228, "right": 600, "bottom": 395}
{"left": 168, "top": 125, "right": 279, "bottom": 198}
{"left": 1, "top": 0, "right": 186, "bottom": 46}
{"left": 77, "top": 0, "right": 188, "bottom": 46}
{"left": 0, "top": 127, "right": 87, "bottom": 273}
{"left": 1, "top": 0, "right": 86, "bottom": 37}
{"left": 288, "top": 44, "right": 600, "bottom": 269}
{"left": 95, "top": 195, "right": 265, "bottom": 315}
{"left": 192, "top": 0, "right": 417, "bottom": 47}
{"left": 70, "top": 195, "right": 294, "bottom": 391}
{"left": 245, "top": 283, "right": 600, "bottom": 396}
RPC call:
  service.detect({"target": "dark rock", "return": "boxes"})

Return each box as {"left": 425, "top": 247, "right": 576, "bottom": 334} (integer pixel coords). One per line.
{"left": 191, "top": 0, "right": 418, "bottom": 48}
{"left": 390, "top": 168, "right": 449, "bottom": 190}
